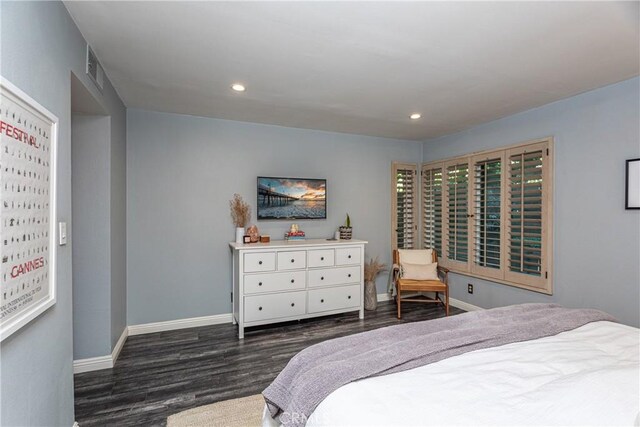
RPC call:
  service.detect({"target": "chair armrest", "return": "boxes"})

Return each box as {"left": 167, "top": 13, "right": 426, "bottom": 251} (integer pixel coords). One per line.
{"left": 437, "top": 265, "right": 449, "bottom": 284}
{"left": 437, "top": 266, "right": 449, "bottom": 274}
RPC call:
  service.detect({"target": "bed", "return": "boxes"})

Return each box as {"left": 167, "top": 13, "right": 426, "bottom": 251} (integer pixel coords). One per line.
{"left": 262, "top": 307, "right": 639, "bottom": 427}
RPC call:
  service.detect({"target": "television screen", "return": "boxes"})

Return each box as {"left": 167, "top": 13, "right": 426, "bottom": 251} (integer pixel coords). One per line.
{"left": 257, "top": 177, "right": 326, "bottom": 220}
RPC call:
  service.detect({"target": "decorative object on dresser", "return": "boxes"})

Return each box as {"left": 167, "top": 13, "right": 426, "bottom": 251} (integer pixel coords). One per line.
{"left": 260, "top": 235, "right": 270, "bottom": 243}
{"left": 339, "top": 214, "right": 353, "bottom": 240}
{"left": 229, "top": 239, "right": 367, "bottom": 339}
{"left": 363, "top": 257, "right": 386, "bottom": 311}
{"left": 285, "top": 223, "right": 305, "bottom": 241}
{"left": 230, "top": 193, "right": 251, "bottom": 244}
{"left": 247, "top": 225, "right": 260, "bottom": 243}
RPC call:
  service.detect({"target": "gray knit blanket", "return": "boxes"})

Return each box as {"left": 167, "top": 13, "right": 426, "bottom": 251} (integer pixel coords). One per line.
{"left": 263, "top": 303, "right": 615, "bottom": 427}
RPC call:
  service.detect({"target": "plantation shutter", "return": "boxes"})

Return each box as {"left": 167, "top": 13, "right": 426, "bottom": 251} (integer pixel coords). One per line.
{"left": 444, "top": 160, "right": 470, "bottom": 269}
{"left": 422, "top": 164, "right": 443, "bottom": 256}
{"left": 505, "top": 142, "right": 551, "bottom": 291}
{"left": 392, "top": 163, "right": 418, "bottom": 250}
{"left": 471, "top": 153, "right": 504, "bottom": 280}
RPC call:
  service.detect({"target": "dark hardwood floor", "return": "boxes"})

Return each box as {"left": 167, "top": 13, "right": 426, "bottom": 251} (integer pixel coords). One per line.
{"left": 74, "top": 301, "right": 463, "bottom": 426}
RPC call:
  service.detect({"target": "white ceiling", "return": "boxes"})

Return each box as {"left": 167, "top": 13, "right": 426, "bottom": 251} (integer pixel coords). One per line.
{"left": 64, "top": 1, "right": 639, "bottom": 141}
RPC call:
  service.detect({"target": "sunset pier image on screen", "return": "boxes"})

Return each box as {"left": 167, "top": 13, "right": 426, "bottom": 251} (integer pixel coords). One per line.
{"left": 257, "top": 177, "right": 326, "bottom": 220}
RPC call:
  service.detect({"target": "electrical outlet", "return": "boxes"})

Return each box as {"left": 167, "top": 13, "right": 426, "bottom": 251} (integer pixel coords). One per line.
{"left": 468, "top": 283, "right": 474, "bottom": 294}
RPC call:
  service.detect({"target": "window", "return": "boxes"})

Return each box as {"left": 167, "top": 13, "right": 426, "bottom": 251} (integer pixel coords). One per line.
{"left": 471, "top": 152, "right": 503, "bottom": 280}
{"left": 421, "top": 138, "right": 553, "bottom": 294}
{"left": 392, "top": 162, "right": 417, "bottom": 250}
{"left": 421, "top": 164, "right": 443, "bottom": 256}
{"left": 444, "top": 160, "right": 470, "bottom": 267}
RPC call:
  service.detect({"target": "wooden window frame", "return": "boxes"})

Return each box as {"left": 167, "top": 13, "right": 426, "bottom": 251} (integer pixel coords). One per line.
{"left": 421, "top": 162, "right": 444, "bottom": 257}
{"left": 420, "top": 137, "right": 553, "bottom": 294}
{"left": 470, "top": 150, "right": 506, "bottom": 281}
{"left": 391, "top": 162, "right": 418, "bottom": 251}
{"left": 442, "top": 158, "right": 471, "bottom": 272}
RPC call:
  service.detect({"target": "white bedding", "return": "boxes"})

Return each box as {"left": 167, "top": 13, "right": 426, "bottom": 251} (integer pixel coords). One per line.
{"left": 263, "top": 321, "right": 639, "bottom": 426}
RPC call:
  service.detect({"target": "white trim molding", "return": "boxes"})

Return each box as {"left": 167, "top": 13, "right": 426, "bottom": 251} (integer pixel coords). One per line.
{"left": 73, "top": 354, "right": 112, "bottom": 375}
{"left": 111, "top": 325, "right": 128, "bottom": 362}
{"left": 449, "top": 297, "right": 483, "bottom": 312}
{"left": 127, "top": 313, "right": 233, "bottom": 336}
{"left": 377, "top": 293, "right": 483, "bottom": 312}
{"left": 73, "top": 327, "right": 128, "bottom": 374}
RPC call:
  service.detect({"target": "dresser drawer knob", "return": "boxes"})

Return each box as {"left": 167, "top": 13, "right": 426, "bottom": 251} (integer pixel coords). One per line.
{"left": 348, "top": 274, "right": 351, "bottom": 278}
{"left": 321, "top": 276, "right": 324, "bottom": 280}
{"left": 348, "top": 255, "right": 352, "bottom": 259}
{"left": 348, "top": 295, "right": 351, "bottom": 299}
{"left": 320, "top": 256, "right": 324, "bottom": 261}
{"left": 259, "top": 306, "right": 263, "bottom": 311}
{"left": 291, "top": 303, "right": 295, "bottom": 307}
{"left": 290, "top": 279, "right": 295, "bottom": 283}
{"left": 259, "top": 282, "right": 263, "bottom": 286}
{"left": 321, "top": 299, "right": 324, "bottom": 303}
{"left": 258, "top": 261, "right": 263, "bottom": 265}
{"left": 291, "top": 259, "right": 295, "bottom": 263}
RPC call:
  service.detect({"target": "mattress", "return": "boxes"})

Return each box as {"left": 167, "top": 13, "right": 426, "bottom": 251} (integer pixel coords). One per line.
{"left": 263, "top": 321, "right": 639, "bottom": 426}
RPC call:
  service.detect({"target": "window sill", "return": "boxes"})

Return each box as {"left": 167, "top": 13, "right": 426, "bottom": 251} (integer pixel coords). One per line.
{"left": 445, "top": 268, "right": 553, "bottom": 295}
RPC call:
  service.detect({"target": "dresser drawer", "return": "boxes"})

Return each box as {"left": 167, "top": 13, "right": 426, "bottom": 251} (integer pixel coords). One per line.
{"left": 308, "top": 266, "right": 360, "bottom": 288}
{"left": 336, "top": 247, "right": 361, "bottom": 265}
{"left": 277, "top": 251, "right": 307, "bottom": 270}
{"left": 244, "top": 271, "right": 306, "bottom": 294}
{"left": 244, "top": 291, "right": 306, "bottom": 322}
{"left": 307, "top": 249, "right": 335, "bottom": 268}
{"left": 308, "top": 284, "right": 361, "bottom": 314}
{"left": 244, "top": 252, "right": 276, "bottom": 273}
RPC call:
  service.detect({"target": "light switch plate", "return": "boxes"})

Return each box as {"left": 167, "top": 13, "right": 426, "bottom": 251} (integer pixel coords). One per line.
{"left": 59, "top": 222, "right": 67, "bottom": 246}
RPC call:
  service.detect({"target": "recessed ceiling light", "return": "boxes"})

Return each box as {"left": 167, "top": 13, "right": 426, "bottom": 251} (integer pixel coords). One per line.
{"left": 410, "top": 113, "right": 422, "bottom": 120}
{"left": 231, "top": 83, "right": 246, "bottom": 92}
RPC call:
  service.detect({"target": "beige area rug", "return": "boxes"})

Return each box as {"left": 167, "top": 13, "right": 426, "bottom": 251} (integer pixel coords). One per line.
{"left": 167, "top": 394, "right": 265, "bottom": 427}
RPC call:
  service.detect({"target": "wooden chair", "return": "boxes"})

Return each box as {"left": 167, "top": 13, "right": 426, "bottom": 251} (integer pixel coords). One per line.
{"left": 392, "top": 249, "right": 449, "bottom": 319}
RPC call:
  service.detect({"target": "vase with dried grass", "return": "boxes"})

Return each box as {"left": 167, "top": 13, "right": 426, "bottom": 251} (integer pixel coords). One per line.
{"left": 230, "top": 193, "right": 251, "bottom": 244}
{"left": 363, "top": 257, "right": 386, "bottom": 310}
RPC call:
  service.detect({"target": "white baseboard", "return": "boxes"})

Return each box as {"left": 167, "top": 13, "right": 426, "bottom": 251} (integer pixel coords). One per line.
{"left": 111, "top": 325, "right": 128, "bottom": 361}
{"left": 377, "top": 292, "right": 483, "bottom": 312}
{"left": 73, "top": 327, "right": 128, "bottom": 374}
{"left": 377, "top": 292, "right": 393, "bottom": 302}
{"left": 127, "top": 312, "right": 233, "bottom": 336}
{"left": 449, "top": 297, "right": 483, "bottom": 311}
{"left": 73, "top": 354, "right": 112, "bottom": 374}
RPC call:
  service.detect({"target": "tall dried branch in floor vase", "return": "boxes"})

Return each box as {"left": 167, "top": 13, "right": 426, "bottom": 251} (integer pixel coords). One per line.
{"left": 364, "top": 257, "right": 386, "bottom": 310}
{"left": 230, "top": 193, "right": 251, "bottom": 243}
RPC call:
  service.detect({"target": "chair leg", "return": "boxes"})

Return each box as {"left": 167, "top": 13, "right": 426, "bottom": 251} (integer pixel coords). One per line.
{"left": 445, "top": 287, "right": 449, "bottom": 316}
{"left": 397, "top": 291, "right": 402, "bottom": 319}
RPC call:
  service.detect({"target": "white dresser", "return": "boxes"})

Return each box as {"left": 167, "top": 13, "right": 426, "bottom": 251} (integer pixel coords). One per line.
{"left": 229, "top": 239, "right": 367, "bottom": 339}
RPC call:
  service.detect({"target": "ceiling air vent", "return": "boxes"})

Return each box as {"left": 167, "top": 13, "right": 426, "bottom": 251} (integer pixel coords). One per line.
{"left": 86, "top": 45, "right": 104, "bottom": 92}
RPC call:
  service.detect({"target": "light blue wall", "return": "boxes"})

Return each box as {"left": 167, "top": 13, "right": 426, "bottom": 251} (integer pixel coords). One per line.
{"left": 0, "top": 1, "right": 126, "bottom": 424}
{"left": 109, "top": 81, "right": 127, "bottom": 352}
{"left": 71, "top": 115, "right": 112, "bottom": 359}
{"left": 127, "top": 109, "right": 422, "bottom": 325}
{"left": 423, "top": 77, "right": 640, "bottom": 327}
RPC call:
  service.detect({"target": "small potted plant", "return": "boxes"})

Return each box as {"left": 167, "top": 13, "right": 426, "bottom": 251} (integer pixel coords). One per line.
{"left": 339, "top": 214, "right": 353, "bottom": 240}
{"left": 230, "top": 193, "right": 251, "bottom": 244}
{"left": 364, "top": 257, "right": 386, "bottom": 310}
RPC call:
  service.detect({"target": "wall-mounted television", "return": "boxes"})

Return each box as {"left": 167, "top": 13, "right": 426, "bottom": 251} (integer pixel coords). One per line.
{"left": 257, "top": 177, "right": 326, "bottom": 220}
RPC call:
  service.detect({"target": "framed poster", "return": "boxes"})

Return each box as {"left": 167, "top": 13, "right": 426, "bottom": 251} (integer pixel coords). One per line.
{"left": 0, "top": 77, "right": 58, "bottom": 341}
{"left": 626, "top": 158, "right": 640, "bottom": 210}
